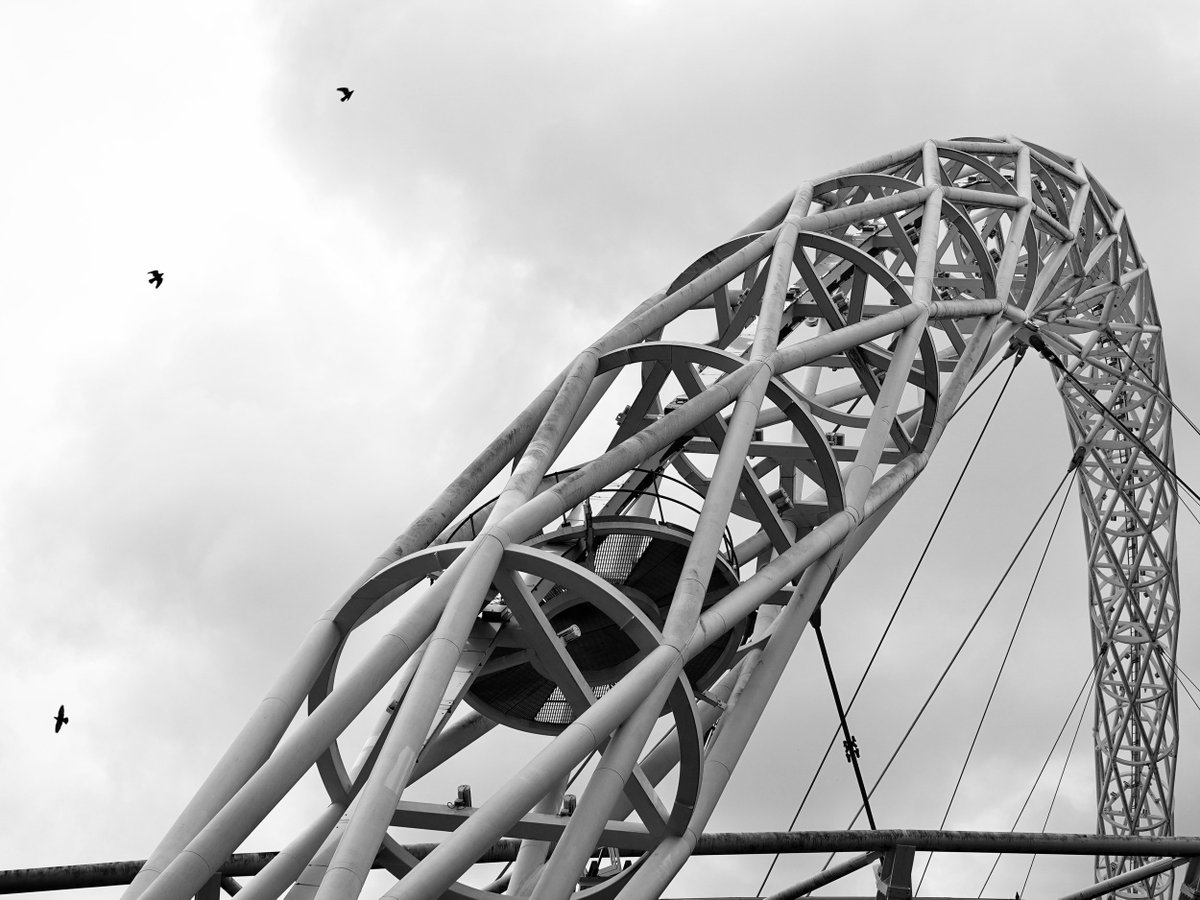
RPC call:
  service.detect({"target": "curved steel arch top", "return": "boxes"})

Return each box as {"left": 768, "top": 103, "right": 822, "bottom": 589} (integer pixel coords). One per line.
{"left": 128, "top": 138, "right": 1178, "bottom": 900}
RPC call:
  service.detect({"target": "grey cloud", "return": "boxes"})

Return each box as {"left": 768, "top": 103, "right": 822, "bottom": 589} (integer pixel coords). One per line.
{"left": 8, "top": 0, "right": 1200, "bottom": 893}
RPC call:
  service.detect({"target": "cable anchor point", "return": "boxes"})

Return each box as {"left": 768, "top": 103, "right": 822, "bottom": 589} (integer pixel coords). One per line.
{"left": 1002, "top": 339, "right": 1029, "bottom": 363}
{"left": 1069, "top": 445, "right": 1088, "bottom": 471}
{"left": 1027, "top": 331, "right": 1066, "bottom": 372}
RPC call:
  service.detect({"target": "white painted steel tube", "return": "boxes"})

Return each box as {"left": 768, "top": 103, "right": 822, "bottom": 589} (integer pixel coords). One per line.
{"left": 506, "top": 775, "right": 569, "bottom": 896}
{"left": 666, "top": 186, "right": 810, "bottom": 650}
{"left": 232, "top": 804, "right": 344, "bottom": 900}
{"left": 315, "top": 338, "right": 611, "bottom": 900}
{"left": 627, "top": 198, "right": 947, "bottom": 895}
{"left": 818, "top": 142, "right": 925, "bottom": 183}
{"left": 840, "top": 190, "right": 940, "bottom": 512}
{"left": 528, "top": 186, "right": 812, "bottom": 899}
{"left": 128, "top": 186, "right": 766, "bottom": 900}
{"left": 493, "top": 351, "right": 602, "bottom": 521}
{"left": 765, "top": 850, "right": 882, "bottom": 900}
{"left": 1056, "top": 855, "right": 1187, "bottom": 900}
{"left": 771, "top": 303, "right": 924, "bottom": 375}
{"left": 527, "top": 676, "right": 677, "bottom": 900}
{"left": 313, "top": 537, "right": 505, "bottom": 900}
{"left": 380, "top": 646, "right": 679, "bottom": 900}
{"left": 133, "top": 559, "right": 474, "bottom": 900}
{"left": 605, "top": 667, "right": 741, "bottom": 823}
{"left": 499, "top": 366, "right": 757, "bottom": 543}
{"left": 619, "top": 554, "right": 839, "bottom": 900}
{"left": 126, "top": 363, "right": 582, "bottom": 900}
{"left": 123, "top": 618, "right": 342, "bottom": 900}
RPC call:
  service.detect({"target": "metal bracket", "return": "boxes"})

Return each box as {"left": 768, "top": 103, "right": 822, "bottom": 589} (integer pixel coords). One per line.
{"left": 1004, "top": 322, "right": 1038, "bottom": 359}
{"left": 1181, "top": 857, "right": 1200, "bottom": 899}
{"left": 769, "top": 487, "right": 793, "bottom": 514}
{"left": 875, "top": 844, "right": 915, "bottom": 900}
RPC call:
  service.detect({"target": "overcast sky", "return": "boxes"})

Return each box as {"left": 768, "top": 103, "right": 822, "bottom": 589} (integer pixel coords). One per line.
{"left": 5, "top": 2, "right": 1200, "bottom": 899}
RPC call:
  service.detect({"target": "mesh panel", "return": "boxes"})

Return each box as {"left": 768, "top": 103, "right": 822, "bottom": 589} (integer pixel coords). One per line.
{"left": 535, "top": 683, "right": 613, "bottom": 725}
{"left": 472, "top": 660, "right": 558, "bottom": 722}
{"left": 592, "top": 532, "right": 652, "bottom": 583}
{"left": 467, "top": 525, "right": 744, "bottom": 733}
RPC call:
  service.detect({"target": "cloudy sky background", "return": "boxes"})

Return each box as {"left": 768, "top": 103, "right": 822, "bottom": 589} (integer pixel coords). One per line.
{"left": 4, "top": 2, "right": 1200, "bottom": 898}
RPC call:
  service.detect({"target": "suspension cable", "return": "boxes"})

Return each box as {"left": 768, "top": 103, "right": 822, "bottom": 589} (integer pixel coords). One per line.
{"left": 753, "top": 351, "right": 1024, "bottom": 896}
{"left": 977, "top": 654, "right": 1107, "bottom": 896}
{"left": 1018, "top": 681, "right": 1093, "bottom": 896}
{"left": 1178, "top": 490, "right": 1200, "bottom": 532}
{"left": 833, "top": 464, "right": 1077, "bottom": 845}
{"left": 952, "top": 350, "right": 1015, "bottom": 418}
{"left": 1103, "top": 327, "right": 1200, "bottom": 443}
{"left": 915, "top": 476, "right": 1074, "bottom": 893}
{"left": 1174, "top": 667, "right": 1200, "bottom": 716}
{"left": 1028, "top": 332, "right": 1200, "bottom": 508}
{"left": 1045, "top": 327, "right": 1200, "bottom": 537}
{"left": 1176, "top": 662, "right": 1200, "bottom": 703}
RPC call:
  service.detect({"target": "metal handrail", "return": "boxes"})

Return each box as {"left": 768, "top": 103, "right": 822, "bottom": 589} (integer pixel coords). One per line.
{"left": 446, "top": 466, "right": 740, "bottom": 573}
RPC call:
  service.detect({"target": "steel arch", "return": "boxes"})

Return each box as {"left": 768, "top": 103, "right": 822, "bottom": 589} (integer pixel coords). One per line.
{"left": 124, "top": 137, "right": 1179, "bottom": 900}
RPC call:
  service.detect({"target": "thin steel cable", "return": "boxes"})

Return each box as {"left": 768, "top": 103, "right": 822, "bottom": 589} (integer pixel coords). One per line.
{"left": 976, "top": 655, "right": 1106, "bottom": 896}
{"left": 1170, "top": 661, "right": 1200, "bottom": 745}
{"left": 495, "top": 748, "right": 600, "bottom": 884}
{"left": 1175, "top": 668, "right": 1200, "bottom": 716}
{"left": 1177, "top": 488, "right": 1200, "bottom": 532}
{"left": 1038, "top": 336, "right": 1197, "bottom": 872}
{"left": 829, "top": 396, "right": 863, "bottom": 434}
{"left": 1018, "top": 681, "right": 1093, "bottom": 896}
{"left": 844, "top": 352, "right": 1024, "bottom": 718}
{"left": 951, "top": 351, "right": 1014, "bottom": 418}
{"left": 568, "top": 750, "right": 596, "bottom": 789}
{"left": 837, "top": 464, "right": 1076, "bottom": 839}
{"left": 1104, "top": 329, "right": 1200, "bottom": 442}
{"left": 753, "top": 353, "right": 1023, "bottom": 897}
{"left": 1031, "top": 333, "right": 1200, "bottom": 508}
{"left": 1176, "top": 663, "right": 1200, "bottom": 700}
{"left": 915, "top": 476, "right": 1074, "bottom": 893}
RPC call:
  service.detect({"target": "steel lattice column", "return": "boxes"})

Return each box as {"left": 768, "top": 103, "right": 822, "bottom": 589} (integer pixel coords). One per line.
{"left": 1055, "top": 315, "right": 1179, "bottom": 898}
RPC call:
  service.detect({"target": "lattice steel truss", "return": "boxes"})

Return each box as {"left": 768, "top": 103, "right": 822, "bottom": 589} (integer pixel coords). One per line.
{"left": 123, "top": 138, "right": 1179, "bottom": 900}
{"left": 1049, "top": 191, "right": 1180, "bottom": 895}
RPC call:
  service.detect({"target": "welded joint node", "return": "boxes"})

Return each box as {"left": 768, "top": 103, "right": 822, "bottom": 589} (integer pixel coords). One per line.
{"left": 783, "top": 182, "right": 814, "bottom": 226}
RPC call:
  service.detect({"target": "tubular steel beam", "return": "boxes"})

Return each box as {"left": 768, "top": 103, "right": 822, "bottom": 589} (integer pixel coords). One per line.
{"left": 0, "top": 843, "right": 523, "bottom": 894}
{"left": 13, "top": 830, "right": 1200, "bottom": 891}
{"left": 1057, "top": 856, "right": 1192, "bottom": 900}
{"left": 686, "top": 830, "right": 1200, "bottom": 857}
{"left": 11, "top": 830, "right": 1200, "bottom": 894}
{"left": 763, "top": 851, "right": 881, "bottom": 900}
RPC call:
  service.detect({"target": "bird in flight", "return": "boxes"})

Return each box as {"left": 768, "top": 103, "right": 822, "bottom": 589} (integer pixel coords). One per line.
{"left": 148, "top": 270, "right": 164, "bottom": 289}
{"left": 54, "top": 705, "right": 69, "bottom": 733}
{"left": 337, "top": 87, "right": 354, "bottom": 102}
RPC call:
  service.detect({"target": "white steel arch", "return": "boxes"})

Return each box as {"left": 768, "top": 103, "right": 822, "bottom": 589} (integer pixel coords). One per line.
{"left": 122, "top": 137, "right": 1179, "bottom": 900}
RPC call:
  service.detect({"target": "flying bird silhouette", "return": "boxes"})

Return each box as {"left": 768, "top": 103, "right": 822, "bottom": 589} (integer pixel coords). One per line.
{"left": 147, "top": 270, "right": 163, "bottom": 289}
{"left": 54, "top": 705, "right": 68, "bottom": 733}
{"left": 337, "top": 87, "right": 353, "bottom": 102}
